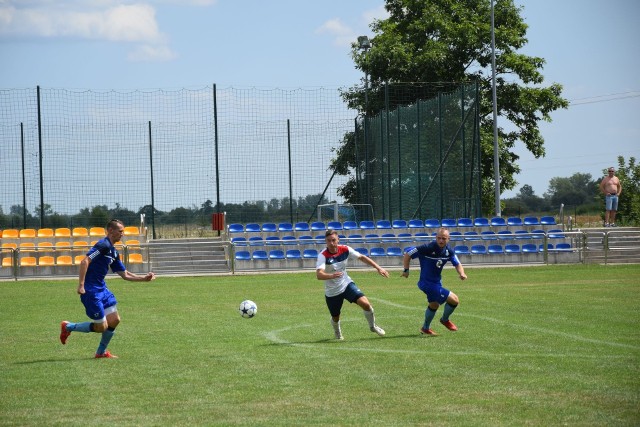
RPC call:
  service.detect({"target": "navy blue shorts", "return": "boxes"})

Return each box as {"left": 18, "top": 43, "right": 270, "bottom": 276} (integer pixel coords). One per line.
{"left": 80, "top": 288, "right": 117, "bottom": 322}
{"left": 325, "top": 282, "right": 365, "bottom": 317}
{"left": 418, "top": 283, "right": 450, "bottom": 305}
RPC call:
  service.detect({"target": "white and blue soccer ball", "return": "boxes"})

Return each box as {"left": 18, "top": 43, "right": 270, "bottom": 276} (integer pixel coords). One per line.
{"left": 239, "top": 300, "right": 257, "bottom": 318}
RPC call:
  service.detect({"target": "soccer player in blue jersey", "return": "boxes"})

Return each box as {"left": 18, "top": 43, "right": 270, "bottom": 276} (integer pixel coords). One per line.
{"left": 401, "top": 227, "right": 467, "bottom": 336}
{"left": 316, "top": 229, "right": 389, "bottom": 340}
{"left": 59, "top": 219, "right": 156, "bottom": 358}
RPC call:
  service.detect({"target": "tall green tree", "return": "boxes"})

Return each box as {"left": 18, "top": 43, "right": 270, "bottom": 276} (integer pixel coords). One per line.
{"left": 608, "top": 156, "right": 640, "bottom": 225}
{"left": 544, "top": 173, "right": 599, "bottom": 209}
{"left": 335, "top": 0, "right": 568, "bottom": 214}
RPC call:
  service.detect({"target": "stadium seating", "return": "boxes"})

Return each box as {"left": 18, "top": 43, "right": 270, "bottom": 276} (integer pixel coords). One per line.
{"left": 375, "top": 220, "right": 392, "bottom": 229}
{"left": 55, "top": 228, "right": 71, "bottom": 238}
{"left": 392, "top": 219, "right": 408, "bottom": 230}
{"left": 507, "top": 217, "right": 523, "bottom": 227}
{"left": 481, "top": 231, "right": 498, "bottom": 241}
{"left": 310, "top": 221, "right": 326, "bottom": 231}
{"left": 37, "top": 242, "right": 54, "bottom": 252}
{"left": 354, "top": 247, "right": 368, "bottom": 256}
{"left": 228, "top": 223, "right": 244, "bottom": 234}
{"left": 19, "top": 229, "right": 36, "bottom": 238}
{"left": 37, "top": 228, "right": 54, "bottom": 238}
{"left": 488, "top": 244, "right": 504, "bottom": 254}
{"left": 386, "top": 247, "right": 403, "bottom": 257}
{"left": 2, "top": 243, "right": 18, "bottom": 250}
{"left": 449, "top": 231, "right": 463, "bottom": 241}
{"left": 19, "top": 256, "right": 37, "bottom": 266}
{"left": 414, "top": 232, "right": 431, "bottom": 241}
{"left": 56, "top": 255, "right": 73, "bottom": 266}
{"left": 248, "top": 237, "right": 264, "bottom": 246}
{"left": 72, "top": 227, "right": 89, "bottom": 237}
{"left": 234, "top": 251, "right": 251, "bottom": 261}
{"left": 265, "top": 236, "right": 280, "bottom": 246}
{"left": 302, "top": 249, "right": 318, "bottom": 259}
{"left": 285, "top": 249, "right": 301, "bottom": 259}
{"left": 457, "top": 218, "right": 473, "bottom": 227}
{"left": 281, "top": 235, "right": 297, "bottom": 245}
{"left": 504, "top": 244, "right": 520, "bottom": 253}
{"left": 548, "top": 229, "right": 565, "bottom": 239}
{"left": 277, "top": 223, "right": 293, "bottom": 233}
{"left": 2, "top": 229, "right": 19, "bottom": 239}
{"left": 521, "top": 244, "right": 537, "bottom": 253}
{"left": 89, "top": 227, "right": 105, "bottom": 237}
{"left": 38, "top": 256, "right": 55, "bottom": 266}
{"left": 74, "top": 255, "right": 86, "bottom": 264}
{"left": 294, "top": 222, "right": 310, "bottom": 232}
{"left": 359, "top": 221, "right": 375, "bottom": 230}
{"left": 539, "top": 244, "right": 554, "bottom": 252}
{"left": 123, "top": 226, "right": 140, "bottom": 236}
{"left": 474, "top": 217, "right": 490, "bottom": 227}
{"left": 454, "top": 245, "right": 470, "bottom": 255}
{"left": 252, "top": 250, "right": 268, "bottom": 260}
{"left": 342, "top": 221, "right": 358, "bottom": 230}
{"left": 540, "top": 216, "right": 557, "bottom": 226}
{"left": 245, "top": 223, "right": 261, "bottom": 233}
{"left": 471, "top": 245, "right": 487, "bottom": 254}
{"left": 261, "top": 223, "right": 277, "bottom": 233}
{"left": 397, "top": 233, "right": 412, "bottom": 242}
{"left": 441, "top": 218, "right": 456, "bottom": 228}
{"left": 523, "top": 216, "right": 540, "bottom": 226}
{"left": 369, "top": 247, "right": 386, "bottom": 257}
{"left": 268, "top": 250, "right": 285, "bottom": 260}
{"left": 463, "top": 231, "right": 481, "bottom": 241}
{"left": 408, "top": 219, "right": 424, "bottom": 229}
{"left": 490, "top": 217, "right": 507, "bottom": 227}
{"left": 553, "top": 243, "right": 572, "bottom": 251}
{"left": 327, "top": 221, "right": 343, "bottom": 230}
{"left": 128, "top": 253, "right": 144, "bottom": 264}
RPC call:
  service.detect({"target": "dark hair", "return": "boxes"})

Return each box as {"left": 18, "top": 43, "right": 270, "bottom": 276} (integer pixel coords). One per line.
{"left": 106, "top": 219, "right": 124, "bottom": 230}
{"left": 325, "top": 229, "right": 339, "bottom": 237}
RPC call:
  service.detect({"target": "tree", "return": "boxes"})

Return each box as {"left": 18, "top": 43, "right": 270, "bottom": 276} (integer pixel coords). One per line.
{"left": 610, "top": 156, "right": 640, "bottom": 225}
{"left": 544, "top": 173, "right": 599, "bottom": 211}
{"left": 335, "top": 0, "right": 568, "bottom": 214}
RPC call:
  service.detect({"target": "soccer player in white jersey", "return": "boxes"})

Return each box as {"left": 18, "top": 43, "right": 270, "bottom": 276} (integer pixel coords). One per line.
{"left": 59, "top": 219, "right": 156, "bottom": 358}
{"left": 316, "top": 229, "right": 389, "bottom": 340}
{"left": 401, "top": 227, "right": 468, "bottom": 336}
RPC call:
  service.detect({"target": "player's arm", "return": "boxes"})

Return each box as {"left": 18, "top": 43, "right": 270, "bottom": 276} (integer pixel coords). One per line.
{"left": 358, "top": 254, "right": 389, "bottom": 278}
{"left": 455, "top": 263, "right": 467, "bottom": 280}
{"left": 401, "top": 252, "right": 411, "bottom": 278}
{"left": 77, "top": 256, "right": 90, "bottom": 294}
{"left": 116, "top": 270, "right": 156, "bottom": 282}
{"left": 316, "top": 267, "right": 342, "bottom": 281}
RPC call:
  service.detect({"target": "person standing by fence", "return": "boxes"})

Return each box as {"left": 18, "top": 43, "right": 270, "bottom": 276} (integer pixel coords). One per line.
{"left": 600, "top": 167, "right": 622, "bottom": 227}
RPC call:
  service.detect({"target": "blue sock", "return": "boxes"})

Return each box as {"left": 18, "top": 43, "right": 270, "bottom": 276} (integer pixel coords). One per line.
{"left": 441, "top": 303, "right": 457, "bottom": 322}
{"left": 423, "top": 307, "right": 437, "bottom": 330}
{"left": 96, "top": 327, "right": 116, "bottom": 355}
{"left": 66, "top": 322, "right": 93, "bottom": 333}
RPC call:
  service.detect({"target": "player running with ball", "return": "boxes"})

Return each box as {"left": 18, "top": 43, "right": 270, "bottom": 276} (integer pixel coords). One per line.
{"left": 401, "top": 227, "right": 467, "bottom": 336}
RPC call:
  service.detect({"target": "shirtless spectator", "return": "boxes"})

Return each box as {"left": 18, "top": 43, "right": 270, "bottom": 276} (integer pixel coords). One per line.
{"left": 599, "top": 167, "right": 622, "bottom": 227}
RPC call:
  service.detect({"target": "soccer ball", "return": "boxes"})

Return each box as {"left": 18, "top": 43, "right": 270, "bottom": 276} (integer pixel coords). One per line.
{"left": 239, "top": 300, "right": 257, "bottom": 318}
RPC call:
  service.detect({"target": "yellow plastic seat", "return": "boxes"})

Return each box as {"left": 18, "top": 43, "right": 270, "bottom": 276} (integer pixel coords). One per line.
{"left": 55, "top": 242, "right": 72, "bottom": 250}
{"left": 20, "top": 256, "right": 37, "bottom": 266}
{"left": 2, "top": 229, "right": 19, "bottom": 239}
{"left": 38, "top": 256, "right": 55, "bottom": 266}
{"left": 128, "top": 253, "right": 144, "bottom": 264}
{"left": 74, "top": 255, "right": 86, "bottom": 265}
{"left": 19, "top": 228, "right": 37, "bottom": 238}
{"left": 37, "top": 242, "right": 54, "bottom": 252}
{"left": 2, "top": 243, "right": 18, "bottom": 250}
{"left": 56, "top": 255, "right": 73, "bottom": 266}
{"left": 72, "top": 227, "right": 89, "bottom": 237}
{"left": 55, "top": 228, "right": 71, "bottom": 238}
{"left": 19, "top": 242, "right": 36, "bottom": 252}
{"left": 89, "top": 227, "right": 105, "bottom": 237}
{"left": 124, "top": 226, "right": 140, "bottom": 236}
{"left": 37, "top": 228, "right": 54, "bottom": 238}
{"left": 2, "top": 257, "right": 13, "bottom": 267}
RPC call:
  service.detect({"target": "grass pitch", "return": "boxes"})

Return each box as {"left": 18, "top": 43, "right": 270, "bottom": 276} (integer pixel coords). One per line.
{"left": 1, "top": 264, "right": 639, "bottom": 426}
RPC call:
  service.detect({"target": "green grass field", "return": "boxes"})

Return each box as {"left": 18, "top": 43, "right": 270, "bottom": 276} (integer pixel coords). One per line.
{"left": 1, "top": 264, "right": 639, "bottom": 426}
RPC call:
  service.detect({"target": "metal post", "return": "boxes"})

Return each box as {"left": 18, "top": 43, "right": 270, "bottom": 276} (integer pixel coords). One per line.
{"left": 491, "top": 0, "right": 501, "bottom": 216}
{"left": 287, "top": 119, "right": 294, "bottom": 224}
{"left": 148, "top": 121, "right": 156, "bottom": 240}
{"left": 20, "top": 123, "right": 27, "bottom": 228}
{"left": 213, "top": 84, "right": 221, "bottom": 215}
{"left": 37, "top": 86, "right": 44, "bottom": 228}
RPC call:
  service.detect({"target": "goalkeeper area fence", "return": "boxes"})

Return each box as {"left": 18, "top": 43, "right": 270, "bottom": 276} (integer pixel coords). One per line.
{"left": 0, "top": 83, "right": 480, "bottom": 238}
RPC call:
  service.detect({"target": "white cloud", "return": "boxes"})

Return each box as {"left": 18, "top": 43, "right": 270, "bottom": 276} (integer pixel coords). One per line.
{"left": 127, "top": 43, "right": 177, "bottom": 61}
{"left": 316, "top": 6, "right": 390, "bottom": 48}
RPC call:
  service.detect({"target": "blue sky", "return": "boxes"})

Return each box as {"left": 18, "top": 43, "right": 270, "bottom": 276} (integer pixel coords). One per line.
{"left": 1, "top": 0, "right": 638, "bottom": 201}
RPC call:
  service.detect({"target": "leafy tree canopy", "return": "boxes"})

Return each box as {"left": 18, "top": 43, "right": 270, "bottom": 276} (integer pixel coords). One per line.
{"left": 337, "top": 0, "right": 568, "bottom": 214}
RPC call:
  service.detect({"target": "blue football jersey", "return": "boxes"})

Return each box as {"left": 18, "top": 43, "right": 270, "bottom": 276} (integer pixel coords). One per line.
{"left": 84, "top": 237, "right": 125, "bottom": 292}
{"left": 407, "top": 241, "right": 460, "bottom": 286}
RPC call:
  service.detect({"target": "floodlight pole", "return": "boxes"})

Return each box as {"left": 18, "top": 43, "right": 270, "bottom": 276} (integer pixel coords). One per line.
{"left": 491, "top": 0, "right": 501, "bottom": 216}
{"left": 358, "top": 35, "right": 371, "bottom": 206}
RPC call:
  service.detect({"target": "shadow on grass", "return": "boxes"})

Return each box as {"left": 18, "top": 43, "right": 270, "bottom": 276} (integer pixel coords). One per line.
{"left": 263, "top": 332, "right": 434, "bottom": 347}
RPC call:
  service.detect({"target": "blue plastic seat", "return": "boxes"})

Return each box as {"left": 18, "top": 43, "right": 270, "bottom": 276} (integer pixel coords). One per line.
{"left": 381, "top": 233, "right": 397, "bottom": 242}
{"left": 540, "top": 216, "right": 556, "bottom": 226}
{"left": 286, "top": 249, "right": 301, "bottom": 259}
{"left": 441, "top": 218, "right": 457, "bottom": 228}
{"left": 408, "top": 219, "right": 424, "bottom": 229}
{"left": 539, "top": 243, "right": 553, "bottom": 252}
{"left": 234, "top": 250, "right": 251, "bottom": 261}
{"left": 354, "top": 247, "right": 368, "bottom": 256}
{"left": 449, "top": 231, "right": 463, "bottom": 241}
{"left": 497, "top": 230, "right": 513, "bottom": 240}
{"left": 302, "top": 249, "right": 318, "bottom": 259}
{"left": 369, "top": 247, "right": 386, "bottom": 257}
{"left": 265, "top": 236, "right": 280, "bottom": 246}
{"left": 281, "top": 235, "right": 297, "bottom": 245}
{"left": 261, "top": 223, "right": 277, "bottom": 233}
{"left": 252, "top": 250, "right": 268, "bottom": 260}
{"left": 298, "top": 235, "right": 313, "bottom": 244}
{"left": 454, "top": 245, "right": 470, "bottom": 255}
{"left": 514, "top": 230, "right": 530, "bottom": 240}
{"left": 231, "top": 237, "right": 247, "bottom": 246}
{"left": 376, "top": 220, "right": 392, "bottom": 229}
{"left": 311, "top": 221, "right": 326, "bottom": 231}
{"left": 424, "top": 219, "right": 440, "bottom": 229}
{"left": 504, "top": 244, "right": 520, "bottom": 253}
{"left": 248, "top": 236, "right": 264, "bottom": 246}
{"left": 554, "top": 243, "right": 572, "bottom": 251}
{"left": 471, "top": 244, "right": 487, "bottom": 254}
{"left": 524, "top": 216, "right": 540, "bottom": 226}
{"left": 359, "top": 220, "right": 375, "bottom": 230}
{"left": 327, "top": 221, "right": 343, "bottom": 230}
{"left": 547, "top": 229, "right": 565, "bottom": 239}
{"left": 457, "top": 218, "right": 473, "bottom": 227}
{"left": 269, "top": 250, "right": 285, "bottom": 259}
{"left": 346, "top": 234, "right": 363, "bottom": 244}
{"left": 392, "top": 219, "right": 408, "bottom": 229}
{"left": 314, "top": 235, "right": 325, "bottom": 244}
{"left": 278, "top": 222, "right": 293, "bottom": 233}
{"left": 507, "top": 217, "right": 523, "bottom": 227}
{"left": 294, "top": 222, "right": 310, "bottom": 232}
{"left": 386, "top": 247, "right": 403, "bottom": 257}
{"left": 228, "top": 223, "right": 244, "bottom": 234}
{"left": 464, "top": 231, "right": 481, "bottom": 241}
{"left": 481, "top": 231, "right": 497, "bottom": 241}
{"left": 364, "top": 233, "right": 381, "bottom": 243}
{"left": 397, "top": 233, "right": 412, "bottom": 242}
{"left": 414, "top": 232, "right": 430, "bottom": 241}
{"left": 474, "top": 217, "right": 490, "bottom": 227}
{"left": 488, "top": 244, "right": 504, "bottom": 254}
{"left": 490, "top": 217, "right": 507, "bottom": 227}
{"left": 521, "top": 243, "right": 537, "bottom": 253}
{"left": 245, "top": 223, "right": 261, "bottom": 233}
{"left": 530, "top": 229, "right": 545, "bottom": 239}
{"left": 343, "top": 221, "right": 358, "bottom": 230}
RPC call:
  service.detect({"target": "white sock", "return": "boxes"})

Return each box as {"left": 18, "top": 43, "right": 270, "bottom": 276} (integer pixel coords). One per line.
{"left": 363, "top": 309, "right": 375, "bottom": 328}
{"left": 331, "top": 318, "right": 341, "bottom": 335}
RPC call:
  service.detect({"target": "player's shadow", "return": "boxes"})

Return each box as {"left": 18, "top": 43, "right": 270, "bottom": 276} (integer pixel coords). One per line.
{"left": 264, "top": 333, "right": 429, "bottom": 347}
